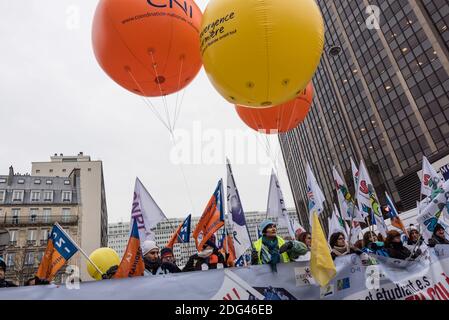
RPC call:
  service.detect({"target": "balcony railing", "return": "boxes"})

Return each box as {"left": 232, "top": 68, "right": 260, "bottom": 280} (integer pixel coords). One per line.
{"left": 2, "top": 215, "right": 78, "bottom": 227}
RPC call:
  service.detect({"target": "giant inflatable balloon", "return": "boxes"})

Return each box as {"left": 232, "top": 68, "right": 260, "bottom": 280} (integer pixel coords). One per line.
{"left": 92, "top": 0, "right": 203, "bottom": 97}
{"left": 200, "top": 0, "right": 324, "bottom": 108}
{"left": 87, "top": 247, "right": 120, "bottom": 281}
{"left": 235, "top": 82, "right": 313, "bottom": 134}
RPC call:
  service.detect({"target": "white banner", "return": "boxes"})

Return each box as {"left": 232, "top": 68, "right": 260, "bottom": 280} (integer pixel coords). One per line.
{"left": 3, "top": 246, "right": 449, "bottom": 300}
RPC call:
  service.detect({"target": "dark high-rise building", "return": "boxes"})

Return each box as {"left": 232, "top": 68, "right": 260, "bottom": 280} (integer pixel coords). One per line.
{"left": 280, "top": 0, "right": 449, "bottom": 229}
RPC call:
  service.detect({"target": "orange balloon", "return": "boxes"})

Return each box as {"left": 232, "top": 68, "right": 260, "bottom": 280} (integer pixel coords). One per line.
{"left": 235, "top": 83, "right": 313, "bottom": 134}
{"left": 92, "top": 0, "right": 203, "bottom": 97}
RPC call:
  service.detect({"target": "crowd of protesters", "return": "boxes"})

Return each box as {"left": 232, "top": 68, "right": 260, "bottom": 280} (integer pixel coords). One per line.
{"left": 2, "top": 219, "right": 449, "bottom": 288}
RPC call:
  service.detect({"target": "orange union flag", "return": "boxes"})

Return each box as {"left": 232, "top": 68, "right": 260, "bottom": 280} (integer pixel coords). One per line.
{"left": 36, "top": 223, "right": 78, "bottom": 281}
{"left": 114, "top": 218, "right": 145, "bottom": 278}
{"left": 193, "top": 179, "right": 225, "bottom": 250}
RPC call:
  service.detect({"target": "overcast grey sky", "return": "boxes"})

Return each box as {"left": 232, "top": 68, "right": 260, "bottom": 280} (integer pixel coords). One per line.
{"left": 0, "top": 0, "right": 296, "bottom": 222}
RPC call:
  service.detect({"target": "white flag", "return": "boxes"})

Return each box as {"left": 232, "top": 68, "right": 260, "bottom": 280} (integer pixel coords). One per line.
{"left": 131, "top": 177, "right": 167, "bottom": 243}
{"left": 417, "top": 180, "right": 449, "bottom": 241}
{"left": 267, "top": 170, "right": 296, "bottom": 239}
{"left": 328, "top": 204, "right": 348, "bottom": 241}
{"left": 357, "top": 160, "right": 388, "bottom": 237}
{"left": 332, "top": 166, "right": 364, "bottom": 222}
{"left": 305, "top": 163, "right": 326, "bottom": 227}
{"left": 420, "top": 156, "right": 443, "bottom": 197}
{"left": 226, "top": 159, "right": 252, "bottom": 260}
{"left": 349, "top": 221, "right": 363, "bottom": 245}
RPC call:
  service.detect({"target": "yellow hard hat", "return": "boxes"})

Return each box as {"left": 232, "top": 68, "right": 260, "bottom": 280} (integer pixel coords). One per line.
{"left": 87, "top": 247, "right": 120, "bottom": 281}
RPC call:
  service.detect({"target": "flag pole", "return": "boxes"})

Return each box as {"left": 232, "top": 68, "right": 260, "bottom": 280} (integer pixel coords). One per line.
{"left": 55, "top": 222, "right": 104, "bottom": 277}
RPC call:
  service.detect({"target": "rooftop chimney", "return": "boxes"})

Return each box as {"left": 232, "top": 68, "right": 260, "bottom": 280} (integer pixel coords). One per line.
{"left": 8, "top": 166, "right": 14, "bottom": 186}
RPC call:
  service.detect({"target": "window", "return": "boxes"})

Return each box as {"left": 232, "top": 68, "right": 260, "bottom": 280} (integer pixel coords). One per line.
{"left": 27, "top": 229, "right": 36, "bottom": 245}
{"left": 41, "top": 229, "right": 49, "bottom": 245}
{"left": 0, "top": 178, "right": 6, "bottom": 183}
{"left": 64, "top": 180, "right": 70, "bottom": 185}
{"left": 37, "top": 251, "right": 44, "bottom": 263}
{"left": 62, "top": 191, "right": 72, "bottom": 202}
{"left": 9, "top": 230, "right": 17, "bottom": 246}
{"left": 43, "top": 190, "right": 53, "bottom": 202}
{"left": 25, "top": 252, "right": 35, "bottom": 266}
{"left": 43, "top": 208, "right": 51, "bottom": 223}
{"left": 6, "top": 253, "right": 15, "bottom": 267}
{"left": 62, "top": 208, "right": 71, "bottom": 222}
{"left": 12, "top": 208, "right": 20, "bottom": 224}
{"left": 62, "top": 169, "right": 67, "bottom": 173}
{"left": 17, "top": 179, "right": 25, "bottom": 184}
{"left": 30, "top": 208, "right": 38, "bottom": 222}
{"left": 46, "top": 180, "right": 52, "bottom": 185}
{"left": 12, "top": 190, "right": 24, "bottom": 202}
{"left": 49, "top": 169, "right": 53, "bottom": 173}
{"left": 34, "top": 179, "right": 41, "bottom": 184}
{"left": 35, "top": 170, "right": 40, "bottom": 174}
{"left": 30, "top": 190, "right": 40, "bottom": 202}
{"left": 0, "top": 190, "right": 5, "bottom": 203}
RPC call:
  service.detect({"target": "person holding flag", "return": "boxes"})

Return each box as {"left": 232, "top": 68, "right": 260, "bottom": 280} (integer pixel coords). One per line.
{"left": 183, "top": 234, "right": 227, "bottom": 272}
{"left": 251, "top": 220, "right": 307, "bottom": 272}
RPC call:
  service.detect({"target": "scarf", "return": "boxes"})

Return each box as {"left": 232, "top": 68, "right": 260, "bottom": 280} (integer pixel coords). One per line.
{"left": 261, "top": 236, "right": 280, "bottom": 272}
{"left": 331, "top": 244, "right": 350, "bottom": 257}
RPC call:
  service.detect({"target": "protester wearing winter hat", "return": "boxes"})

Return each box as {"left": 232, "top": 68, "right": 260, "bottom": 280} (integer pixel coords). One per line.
{"left": 251, "top": 220, "right": 294, "bottom": 272}
{"left": 159, "top": 247, "right": 181, "bottom": 274}
{"left": 384, "top": 230, "right": 421, "bottom": 260}
{"left": 183, "top": 234, "right": 226, "bottom": 272}
{"left": 0, "top": 257, "right": 17, "bottom": 288}
{"left": 142, "top": 240, "right": 162, "bottom": 275}
{"left": 428, "top": 224, "right": 449, "bottom": 247}
{"left": 329, "top": 232, "right": 362, "bottom": 260}
{"left": 404, "top": 225, "right": 424, "bottom": 251}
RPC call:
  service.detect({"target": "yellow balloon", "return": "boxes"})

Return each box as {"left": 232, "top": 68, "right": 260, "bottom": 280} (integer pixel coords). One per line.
{"left": 87, "top": 247, "right": 120, "bottom": 281}
{"left": 200, "top": 0, "right": 324, "bottom": 108}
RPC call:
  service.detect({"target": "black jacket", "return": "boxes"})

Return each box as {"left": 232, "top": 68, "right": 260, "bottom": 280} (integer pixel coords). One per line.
{"left": 183, "top": 250, "right": 226, "bottom": 272}
{"left": 385, "top": 242, "right": 419, "bottom": 260}
{"left": 428, "top": 235, "right": 449, "bottom": 247}
{"left": 0, "top": 279, "right": 17, "bottom": 288}
{"left": 160, "top": 262, "right": 181, "bottom": 274}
